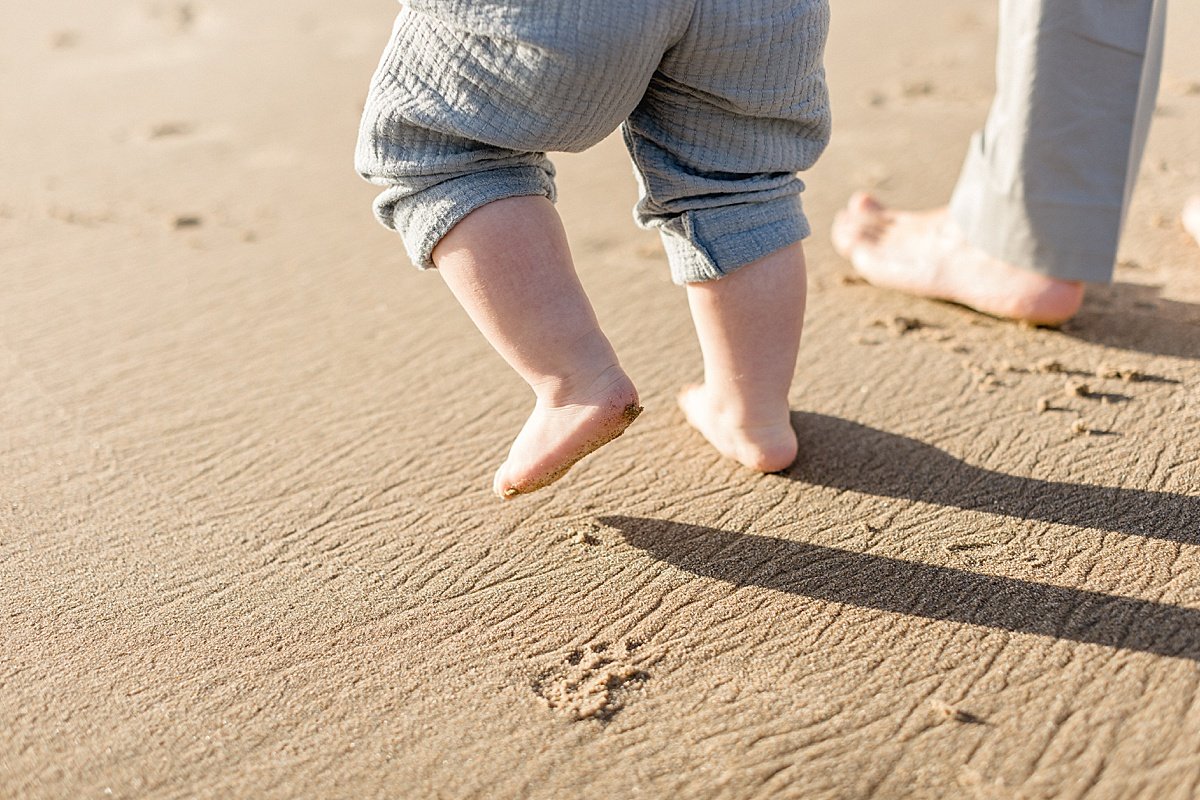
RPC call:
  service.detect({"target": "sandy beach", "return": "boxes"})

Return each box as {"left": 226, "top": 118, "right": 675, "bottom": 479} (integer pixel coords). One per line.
{"left": 3, "top": 1, "right": 1200, "bottom": 797}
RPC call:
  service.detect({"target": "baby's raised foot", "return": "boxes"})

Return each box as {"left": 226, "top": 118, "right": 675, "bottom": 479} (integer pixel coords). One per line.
{"left": 494, "top": 368, "right": 641, "bottom": 499}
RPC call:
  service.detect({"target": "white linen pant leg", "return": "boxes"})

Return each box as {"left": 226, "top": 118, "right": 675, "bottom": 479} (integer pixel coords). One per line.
{"left": 948, "top": 0, "right": 1167, "bottom": 283}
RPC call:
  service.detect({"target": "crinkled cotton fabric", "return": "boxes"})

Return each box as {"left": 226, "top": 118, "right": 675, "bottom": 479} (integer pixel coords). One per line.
{"left": 355, "top": 0, "right": 830, "bottom": 283}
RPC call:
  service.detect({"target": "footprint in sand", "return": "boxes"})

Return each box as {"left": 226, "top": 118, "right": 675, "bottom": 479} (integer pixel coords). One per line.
{"left": 900, "top": 80, "right": 936, "bottom": 99}
{"left": 857, "top": 81, "right": 937, "bottom": 109}
{"left": 145, "top": 1, "right": 199, "bottom": 34}
{"left": 49, "top": 30, "right": 80, "bottom": 49}
{"left": 147, "top": 121, "right": 194, "bottom": 140}
{"left": 47, "top": 206, "right": 114, "bottom": 228}
{"left": 531, "top": 641, "right": 649, "bottom": 723}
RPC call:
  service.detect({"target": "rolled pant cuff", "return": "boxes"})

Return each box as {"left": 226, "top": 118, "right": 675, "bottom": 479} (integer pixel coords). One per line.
{"left": 379, "top": 164, "right": 556, "bottom": 270}
{"left": 949, "top": 140, "right": 1122, "bottom": 284}
{"left": 658, "top": 194, "right": 810, "bottom": 284}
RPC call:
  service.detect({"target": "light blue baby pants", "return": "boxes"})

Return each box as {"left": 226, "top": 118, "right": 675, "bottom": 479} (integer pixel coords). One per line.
{"left": 355, "top": 0, "right": 831, "bottom": 283}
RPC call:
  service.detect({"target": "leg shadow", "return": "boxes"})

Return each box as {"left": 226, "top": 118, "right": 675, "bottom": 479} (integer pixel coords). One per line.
{"left": 785, "top": 412, "right": 1198, "bottom": 545}
{"left": 604, "top": 516, "right": 1200, "bottom": 661}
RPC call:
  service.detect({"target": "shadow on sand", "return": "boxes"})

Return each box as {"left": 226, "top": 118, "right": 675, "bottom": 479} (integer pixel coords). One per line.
{"left": 1061, "top": 282, "right": 1200, "bottom": 360}
{"left": 605, "top": 515, "right": 1200, "bottom": 662}
{"left": 783, "top": 412, "right": 1198, "bottom": 545}
{"left": 602, "top": 412, "right": 1200, "bottom": 661}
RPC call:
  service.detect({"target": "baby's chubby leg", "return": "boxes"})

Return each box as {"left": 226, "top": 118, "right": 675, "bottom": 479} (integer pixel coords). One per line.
{"left": 432, "top": 196, "right": 641, "bottom": 498}
{"left": 678, "top": 243, "right": 806, "bottom": 473}
{"left": 355, "top": 2, "right": 668, "bottom": 497}
{"left": 617, "top": 0, "right": 828, "bottom": 474}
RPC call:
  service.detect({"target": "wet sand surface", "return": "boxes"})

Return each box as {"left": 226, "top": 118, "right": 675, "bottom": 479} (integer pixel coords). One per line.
{"left": 3, "top": 2, "right": 1200, "bottom": 798}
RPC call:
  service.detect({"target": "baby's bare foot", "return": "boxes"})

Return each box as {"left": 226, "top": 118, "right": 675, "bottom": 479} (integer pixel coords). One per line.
{"left": 677, "top": 384, "right": 797, "bottom": 473}
{"left": 832, "top": 192, "right": 1084, "bottom": 325}
{"left": 1184, "top": 196, "right": 1200, "bottom": 246}
{"left": 494, "top": 367, "right": 641, "bottom": 499}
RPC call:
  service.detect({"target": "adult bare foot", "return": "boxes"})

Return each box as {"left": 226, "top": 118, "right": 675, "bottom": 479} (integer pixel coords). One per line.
{"left": 494, "top": 366, "right": 641, "bottom": 499}
{"left": 832, "top": 192, "right": 1085, "bottom": 325}
{"left": 1184, "top": 196, "right": 1200, "bottom": 246}
{"left": 677, "top": 383, "right": 797, "bottom": 473}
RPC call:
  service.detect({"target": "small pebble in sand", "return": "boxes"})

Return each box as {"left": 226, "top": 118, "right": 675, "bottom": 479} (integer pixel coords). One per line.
{"left": 574, "top": 530, "right": 597, "bottom": 546}
{"left": 1037, "top": 398, "right": 1052, "bottom": 413}
{"left": 1072, "top": 420, "right": 1089, "bottom": 436}
{"left": 1095, "top": 364, "right": 1143, "bottom": 382}
{"left": 929, "top": 698, "right": 984, "bottom": 724}
{"left": 871, "top": 315, "right": 925, "bottom": 336}
{"left": 1065, "top": 380, "right": 1090, "bottom": 398}
{"left": 172, "top": 215, "right": 203, "bottom": 229}
{"left": 1036, "top": 358, "right": 1066, "bottom": 374}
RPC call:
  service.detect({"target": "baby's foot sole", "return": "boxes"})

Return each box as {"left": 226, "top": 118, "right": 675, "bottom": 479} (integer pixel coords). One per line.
{"left": 494, "top": 374, "right": 641, "bottom": 499}
{"left": 832, "top": 192, "right": 1084, "bottom": 325}
{"left": 678, "top": 384, "right": 797, "bottom": 473}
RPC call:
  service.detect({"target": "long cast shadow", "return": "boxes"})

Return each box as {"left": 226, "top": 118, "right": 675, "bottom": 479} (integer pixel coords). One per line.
{"left": 1061, "top": 282, "right": 1200, "bottom": 360}
{"left": 784, "top": 412, "right": 1198, "bottom": 545}
{"left": 604, "top": 516, "right": 1200, "bottom": 662}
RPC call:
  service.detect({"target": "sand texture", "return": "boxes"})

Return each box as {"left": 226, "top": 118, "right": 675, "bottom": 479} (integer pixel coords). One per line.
{"left": 3, "top": 2, "right": 1200, "bottom": 798}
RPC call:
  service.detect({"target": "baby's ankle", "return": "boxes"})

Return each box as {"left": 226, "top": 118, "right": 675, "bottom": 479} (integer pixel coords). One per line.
{"left": 700, "top": 382, "right": 791, "bottom": 429}
{"left": 534, "top": 363, "right": 635, "bottom": 409}
{"left": 678, "top": 383, "right": 797, "bottom": 472}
